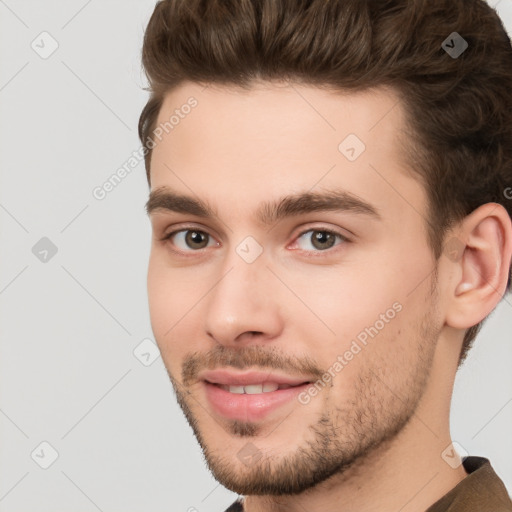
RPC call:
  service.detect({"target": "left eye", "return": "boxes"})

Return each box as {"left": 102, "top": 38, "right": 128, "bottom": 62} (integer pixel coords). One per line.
{"left": 293, "top": 229, "right": 347, "bottom": 251}
{"left": 167, "top": 229, "right": 218, "bottom": 251}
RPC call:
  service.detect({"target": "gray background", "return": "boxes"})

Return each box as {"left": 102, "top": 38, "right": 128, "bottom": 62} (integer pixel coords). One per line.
{"left": 0, "top": 1, "right": 511, "bottom": 511}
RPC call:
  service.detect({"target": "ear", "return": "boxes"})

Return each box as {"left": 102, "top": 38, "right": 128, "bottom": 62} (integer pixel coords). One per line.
{"left": 444, "top": 203, "right": 512, "bottom": 330}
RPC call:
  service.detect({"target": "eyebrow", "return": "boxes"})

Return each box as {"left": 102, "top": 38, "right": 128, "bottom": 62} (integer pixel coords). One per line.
{"left": 145, "top": 186, "right": 382, "bottom": 226}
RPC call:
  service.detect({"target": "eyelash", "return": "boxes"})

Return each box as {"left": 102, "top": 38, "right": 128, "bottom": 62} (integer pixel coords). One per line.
{"left": 159, "top": 225, "right": 350, "bottom": 257}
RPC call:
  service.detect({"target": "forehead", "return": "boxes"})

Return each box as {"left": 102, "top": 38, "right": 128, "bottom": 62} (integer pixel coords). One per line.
{"left": 149, "top": 81, "right": 426, "bottom": 228}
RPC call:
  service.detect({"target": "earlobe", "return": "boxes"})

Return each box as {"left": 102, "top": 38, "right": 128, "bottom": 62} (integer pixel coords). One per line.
{"left": 445, "top": 203, "right": 512, "bottom": 330}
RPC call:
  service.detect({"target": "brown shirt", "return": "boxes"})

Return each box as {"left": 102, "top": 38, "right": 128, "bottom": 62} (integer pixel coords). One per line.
{"left": 426, "top": 456, "right": 512, "bottom": 512}
{"left": 224, "top": 456, "right": 512, "bottom": 512}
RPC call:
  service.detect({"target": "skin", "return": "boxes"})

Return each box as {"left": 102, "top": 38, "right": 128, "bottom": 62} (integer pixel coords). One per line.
{"left": 146, "top": 80, "right": 512, "bottom": 512}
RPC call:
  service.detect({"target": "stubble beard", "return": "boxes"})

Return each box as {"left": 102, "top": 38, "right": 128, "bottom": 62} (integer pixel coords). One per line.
{"left": 165, "top": 287, "right": 440, "bottom": 496}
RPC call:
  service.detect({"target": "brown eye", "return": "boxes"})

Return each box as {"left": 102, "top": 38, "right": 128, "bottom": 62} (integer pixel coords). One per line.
{"left": 310, "top": 231, "right": 336, "bottom": 250}
{"left": 294, "top": 229, "right": 347, "bottom": 252}
{"left": 184, "top": 230, "right": 209, "bottom": 249}
{"left": 165, "top": 229, "right": 217, "bottom": 251}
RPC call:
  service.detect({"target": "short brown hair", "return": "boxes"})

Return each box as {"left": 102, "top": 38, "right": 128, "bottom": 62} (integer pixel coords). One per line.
{"left": 138, "top": 0, "right": 512, "bottom": 367}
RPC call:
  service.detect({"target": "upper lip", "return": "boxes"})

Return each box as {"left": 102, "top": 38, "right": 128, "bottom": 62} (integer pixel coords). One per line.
{"left": 199, "top": 369, "right": 313, "bottom": 387}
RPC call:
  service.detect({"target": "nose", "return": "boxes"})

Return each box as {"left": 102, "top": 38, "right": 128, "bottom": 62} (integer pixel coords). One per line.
{"left": 202, "top": 248, "right": 284, "bottom": 346}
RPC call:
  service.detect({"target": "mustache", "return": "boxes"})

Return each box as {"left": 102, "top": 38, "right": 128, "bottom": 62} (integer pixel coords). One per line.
{"left": 180, "top": 344, "right": 323, "bottom": 387}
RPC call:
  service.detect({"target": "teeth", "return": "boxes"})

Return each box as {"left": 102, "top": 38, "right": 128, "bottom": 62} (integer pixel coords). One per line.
{"left": 245, "top": 384, "right": 265, "bottom": 394}
{"left": 224, "top": 385, "right": 245, "bottom": 394}
{"left": 219, "top": 382, "right": 281, "bottom": 394}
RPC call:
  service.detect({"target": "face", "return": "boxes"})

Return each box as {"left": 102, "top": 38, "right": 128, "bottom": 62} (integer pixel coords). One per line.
{"left": 146, "top": 81, "right": 442, "bottom": 495}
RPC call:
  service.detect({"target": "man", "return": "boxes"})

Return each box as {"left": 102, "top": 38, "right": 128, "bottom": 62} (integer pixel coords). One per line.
{"left": 138, "top": 0, "right": 512, "bottom": 510}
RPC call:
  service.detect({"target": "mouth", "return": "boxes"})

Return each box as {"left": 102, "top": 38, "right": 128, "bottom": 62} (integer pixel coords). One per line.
{"left": 202, "top": 380, "right": 313, "bottom": 422}
{"left": 205, "top": 381, "right": 310, "bottom": 394}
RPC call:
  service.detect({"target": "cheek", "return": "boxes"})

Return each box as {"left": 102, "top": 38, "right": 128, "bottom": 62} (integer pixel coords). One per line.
{"left": 283, "top": 253, "right": 429, "bottom": 369}
{"left": 315, "top": 304, "right": 424, "bottom": 404}
{"left": 147, "top": 250, "right": 202, "bottom": 320}
{"left": 147, "top": 257, "right": 171, "bottom": 337}
{"left": 147, "top": 255, "right": 197, "bottom": 361}
{"left": 285, "top": 263, "right": 403, "bottom": 336}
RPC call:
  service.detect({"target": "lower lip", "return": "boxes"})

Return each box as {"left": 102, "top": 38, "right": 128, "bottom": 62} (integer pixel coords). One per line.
{"left": 203, "top": 381, "right": 311, "bottom": 422}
